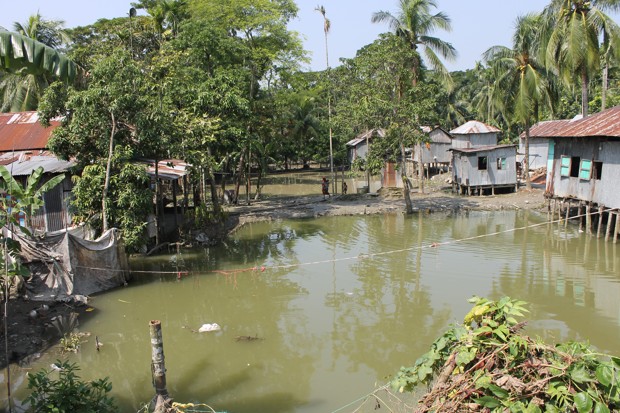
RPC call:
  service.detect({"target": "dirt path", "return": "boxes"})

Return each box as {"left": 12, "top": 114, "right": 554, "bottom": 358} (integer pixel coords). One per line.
{"left": 225, "top": 185, "right": 547, "bottom": 230}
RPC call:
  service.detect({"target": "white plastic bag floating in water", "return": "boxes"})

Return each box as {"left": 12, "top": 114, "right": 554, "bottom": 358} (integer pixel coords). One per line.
{"left": 198, "top": 323, "right": 221, "bottom": 333}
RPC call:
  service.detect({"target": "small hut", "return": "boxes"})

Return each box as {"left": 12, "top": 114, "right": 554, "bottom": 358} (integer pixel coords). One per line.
{"left": 450, "top": 121, "right": 500, "bottom": 149}
{"left": 0, "top": 112, "right": 74, "bottom": 233}
{"left": 414, "top": 126, "right": 452, "bottom": 179}
{"left": 451, "top": 145, "right": 518, "bottom": 195}
{"left": 346, "top": 129, "right": 385, "bottom": 164}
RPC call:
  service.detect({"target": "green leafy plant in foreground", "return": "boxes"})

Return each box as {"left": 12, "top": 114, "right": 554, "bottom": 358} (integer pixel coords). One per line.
{"left": 392, "top": 296, "right": 620, "bottom": 412}
{"left": 26, "top": 361, "right": 116, "bottom": 413}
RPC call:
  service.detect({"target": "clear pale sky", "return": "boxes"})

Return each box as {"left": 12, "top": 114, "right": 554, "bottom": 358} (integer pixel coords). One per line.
{"left": 2, "top": 1, "right": 618, "bottom": 72}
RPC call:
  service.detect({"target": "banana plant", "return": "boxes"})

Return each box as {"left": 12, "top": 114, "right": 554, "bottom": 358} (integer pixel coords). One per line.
{"left": 0, "top": 29, "right": 78, "bottom": 82}
{"left": 0, "top": 165, "right": 65, "bottom": 230}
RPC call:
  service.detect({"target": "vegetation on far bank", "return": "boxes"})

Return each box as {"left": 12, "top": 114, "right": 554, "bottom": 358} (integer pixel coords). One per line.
{"left": 1, "top": 0, "right": 620, "bottom": 251}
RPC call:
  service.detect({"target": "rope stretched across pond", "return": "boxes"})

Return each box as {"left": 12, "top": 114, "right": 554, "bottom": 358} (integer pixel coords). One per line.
{"left": 74, "top": 206, "right": 618, "bottom": 277}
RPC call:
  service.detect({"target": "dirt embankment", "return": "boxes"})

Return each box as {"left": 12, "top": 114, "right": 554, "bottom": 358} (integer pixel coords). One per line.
{"left": 225, "top": 185, "right": 547, "bottom": 230}
{"left": 1, "top": 184, "right": 547, "bottom": 369}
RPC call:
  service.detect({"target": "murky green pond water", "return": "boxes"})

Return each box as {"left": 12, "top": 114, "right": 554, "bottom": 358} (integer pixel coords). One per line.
{"left": 3, "top": 209, "right": 620, "bottom": 412}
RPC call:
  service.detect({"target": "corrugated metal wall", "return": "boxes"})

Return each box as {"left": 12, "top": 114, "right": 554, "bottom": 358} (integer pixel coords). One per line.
{"left": 549, "top": 138, "right": 620, "bottom": 209}
{"left": 453, "top": 147, "right": 517, "bottom": 187}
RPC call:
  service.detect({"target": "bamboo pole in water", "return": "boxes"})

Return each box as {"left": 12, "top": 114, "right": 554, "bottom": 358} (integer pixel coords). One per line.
{"left": 585, "top": 203, "right": 592, "bottom": 235}
{"left": 597, "top": 206, "right": 604, "bottom": 238}
{"left": 149, "top": 320, "right": 171, "bottom": 413}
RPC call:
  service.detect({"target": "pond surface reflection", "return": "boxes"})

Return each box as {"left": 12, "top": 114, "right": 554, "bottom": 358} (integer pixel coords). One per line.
{"left": 4, "top": 210, "right": 620, "bottom": 413}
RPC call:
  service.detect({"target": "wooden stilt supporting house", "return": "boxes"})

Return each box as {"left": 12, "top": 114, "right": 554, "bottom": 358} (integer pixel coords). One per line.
{"left": 597, "top": 206, "right": 604, "bottom": 238}
{"left": 533, "top": 106, "right": 620, "bottom": 243}
{"left": 605, "top": 211, "right": 614, "bottom": 242}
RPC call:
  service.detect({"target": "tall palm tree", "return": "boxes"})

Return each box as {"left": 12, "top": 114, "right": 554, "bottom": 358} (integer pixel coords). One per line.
{"left": 12, "top": 12, "right": 70, "bottom": 48}
{"left": 371, "top": 0, "right": 457, "bottom": 89}
{"left": 145, "top": 0, "right": 188, "bottom": 41}
{"left": 0, "top": 14, "right": 72, "bottom": 112}
{"left": 543, "top": 0, "right": 620, "bottom": 117}
{"left": 484, "top": 13, "right": 557, "bottom": 190}
{"left": 315, "top": 5, "right": 335, "bottom": 193}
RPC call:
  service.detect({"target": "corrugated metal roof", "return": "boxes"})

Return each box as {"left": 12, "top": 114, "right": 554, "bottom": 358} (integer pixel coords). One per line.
{"left": 346, "top": 129, "right": 386, "bottom": 147}
{"left": 450, "top": 120, "right": 501, "bottom": 135}
{"left": 0, "top": 111, "right": 59, "bottom": 152}
{"left": 427, "top": 126, "right": 453, "bottom": 144}
{"left": 451, "top": 144, "right": 517, "bottom": 154}
{"left": 0, "top": 150, "right": 74, "bottom": 175}
{"left": 524, "top": 120, "right": 571, "bottom": 138}
{"left": 143, "top": 159, "right": 190, "bottom": 181}
{"left": 528, "top": 106, "right": 620, "bottom": 138}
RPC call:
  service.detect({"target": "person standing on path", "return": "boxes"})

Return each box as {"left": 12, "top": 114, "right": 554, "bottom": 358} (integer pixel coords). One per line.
{"left": 322, "top": 177, "right": 330, "bottom": 199}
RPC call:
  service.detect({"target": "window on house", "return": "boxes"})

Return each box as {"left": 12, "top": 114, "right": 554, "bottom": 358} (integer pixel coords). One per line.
{"left": 579, "top": 159, "right": 592, "bottom": 180}
{"left": 570, "top": 156, "right": 580, "bottom": 178}
{"left": 560, "top": 156, "right": 571, "bottom": 177}
{"left": 478, "top": 156, "right": 488, "bottom": 170}
{"left": 593, "top": 161, "right": 603, "bottom": 180}
{"left": 497, "top": 157, "right": 507, "bottom": 170}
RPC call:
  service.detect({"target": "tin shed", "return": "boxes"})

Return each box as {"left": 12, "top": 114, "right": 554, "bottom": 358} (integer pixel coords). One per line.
{"left": 451, "top": 145, "right": 518, "bottom": 195}
{"left": 416, "top": 126, "right": 453, "bottom": 164}
{"left": 450, "top": 121, "right": 500, "bottom": 149}
{"left": 0, "top": 112, "right": 74, "bottom": 233}
{"left": 346, "top": 129, "right": 385, "bottom": 164}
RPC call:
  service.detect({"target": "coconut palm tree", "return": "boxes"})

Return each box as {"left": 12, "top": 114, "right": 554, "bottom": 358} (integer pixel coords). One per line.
{"left": 315, "top": 5, "right": 335, "bottom": 193}
{"left": 0, "top": 14, "right": 73, "bottom": 112}
{"left": 371, "top": 0, "right": 457, "bottom": 89}
{"left": 543, "top": 0, "right": 620, "bottom": 117}
{"left": 484, "top": 13, "right": 557, "bottom": 190}
{"left": 12, "top": 12, "right": 70, "bottom": 48}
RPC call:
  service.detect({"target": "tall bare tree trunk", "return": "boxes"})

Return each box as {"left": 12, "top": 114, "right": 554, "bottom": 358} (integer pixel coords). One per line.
{"left": 206, "top": 147, "right": 221, "bottom": 215}
{"left": 524, "top": 122, "right": 531, "bottom": 190}
{"left": 602, "top": 64, "right": 608, "bottom": 111}
{"left": 233, "top": 151, "right": 245, "bottom": 205}
{"left": 418, "top": 148, "right": 425, "bottom": 194}
{"left": 102, "top": 111, "right": 116, "bottom": 233}
{"left": 402, "top": 144, "right": 413, "bottom": 214}
{"left": 581, "top": 66, "right": 589, "bottom": 118}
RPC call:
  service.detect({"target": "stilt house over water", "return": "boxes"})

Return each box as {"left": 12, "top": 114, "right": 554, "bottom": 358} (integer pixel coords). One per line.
{"left": 449, "top": 120, "right": 518, "bottom": 195}
{"left": 531, "top": 106, "right": 620, "bottom": 241}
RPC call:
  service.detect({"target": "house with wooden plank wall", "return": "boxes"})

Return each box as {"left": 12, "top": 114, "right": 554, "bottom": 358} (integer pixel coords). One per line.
{"left": 531, "top": 106, "right": 620, "bottom": 241}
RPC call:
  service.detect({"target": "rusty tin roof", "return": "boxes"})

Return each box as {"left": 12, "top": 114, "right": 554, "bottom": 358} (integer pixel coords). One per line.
{"left": 0, "top": 150, "right": 74, "bottom": 176}
{"left": 143, "top": 159, "right": 190, "bottom": 181}
{"left": 0, "top": 112, "right": 59, "bottom": 152}
{"left": 528, "top": 106, "right": 620, "bottom": 138}
{"left": 450, "top": 120, "right": 501, "bottom": 135}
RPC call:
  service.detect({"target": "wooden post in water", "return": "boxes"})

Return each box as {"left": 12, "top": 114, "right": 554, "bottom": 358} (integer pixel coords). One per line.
{"left": 149, "top": 320, "right": 172, "bottom": 413}
{"left": 564, "top": 200, "right": 570, "bottom": 228}
{"left": 606, "top": 211, "right": 614, "bottom": 242}
{"left": 585, "top": 203, "right": 592, "bottom": 235}
{"left": 549, "top": 199, "right": 554, "bottom": 222}
{"left": 597, "top": 206, "right": 604, "bottom": 238}
{"left": 614, "top": 212, "right": 620, "bottom": 244}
